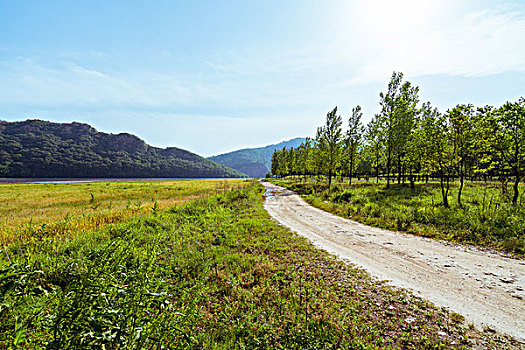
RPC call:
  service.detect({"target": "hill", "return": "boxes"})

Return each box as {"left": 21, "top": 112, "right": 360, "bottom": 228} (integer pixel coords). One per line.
{"left": 0, "top": 120, "right": 245, "bottom": 178}
{"left": 208, "top": 137, "right": 306, "bottom": 178}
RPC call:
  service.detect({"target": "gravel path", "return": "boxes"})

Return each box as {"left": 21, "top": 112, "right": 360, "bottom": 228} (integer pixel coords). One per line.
{"left": 262, "top": 182, "right": 525, "bottom": 341}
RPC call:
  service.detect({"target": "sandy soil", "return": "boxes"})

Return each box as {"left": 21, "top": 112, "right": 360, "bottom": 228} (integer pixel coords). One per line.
{"left": 262, "top": 182, "right": 525, "bottom": 342}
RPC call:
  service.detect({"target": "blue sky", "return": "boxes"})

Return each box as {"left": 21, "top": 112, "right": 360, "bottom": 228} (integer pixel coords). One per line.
{"left": 1, "top": 0, "right": 524, "bottom": 156}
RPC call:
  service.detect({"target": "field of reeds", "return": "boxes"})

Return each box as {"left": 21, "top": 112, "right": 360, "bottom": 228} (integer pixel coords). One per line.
{"left": 271, "top": 178, "right": 525, "bottom": 256}
{"left": 0, "top": 179, "right": 244, "bottom": 244}
{"left": 0, "top": 180, "right": 520, "bottom": 348}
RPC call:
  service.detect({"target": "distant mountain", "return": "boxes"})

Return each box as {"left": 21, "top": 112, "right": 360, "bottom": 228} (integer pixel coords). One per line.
{"left": 208, "top": 137, "right": 306, "bottom": 178}
{"left": 0, "top": 120, "right": 245, "bottom": 178}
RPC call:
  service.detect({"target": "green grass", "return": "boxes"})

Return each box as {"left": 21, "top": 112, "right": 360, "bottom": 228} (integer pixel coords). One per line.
{"left": 0, "top": 179, "right": 246, "bottom": 244}
{"left": 271, "top": 178, "right": 525, "bottom": 257}
{"left": 0, "top": 182, "right": 519, "bottom": 348}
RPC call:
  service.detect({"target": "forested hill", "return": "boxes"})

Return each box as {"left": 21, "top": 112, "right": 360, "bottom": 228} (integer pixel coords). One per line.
{"left": 208, "top": 137, "right": 306, "bottom": 178}
{"left": 0, "top": 120, "right": 246, "bottom": 178}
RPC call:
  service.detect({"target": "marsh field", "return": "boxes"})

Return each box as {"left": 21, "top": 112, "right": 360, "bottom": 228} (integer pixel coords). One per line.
{"left": 0, "top": 179, "right": 521, "bottom": 349}
{"left": 0, "top": 179, "right": 244, "bottom": 244}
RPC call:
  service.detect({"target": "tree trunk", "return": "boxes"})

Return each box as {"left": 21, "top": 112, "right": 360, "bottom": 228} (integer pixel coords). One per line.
{"left": 457, "top": 157, "right": 464, "bottom": 207}
{"left": 409, "top": 167, "right": 415, "bottom": 190}
{"left": 512, "top": 144, "right": 520, "bottom": 205}
{"left": 458, "top": 173, "right": 464, "bottom": 207}
{"left": 375, "top": 145, "right": 380, "bottom": 184}
{"left": 349, "top": 156, "right": 354, "bottom": 185}
{"left": 440, "top": 173, "right": 449, "bottom": 208}
{"left": 397, "top": 154, "right": 401, "bottom": 184}
{"left": 512, "top": 170, "right": 520, "bottom": 205}
{"left": 446, "top": 176, "right": 450, "bottom": 206}
{"left": 386, "top": 148, "right": 391, "bottom": 189}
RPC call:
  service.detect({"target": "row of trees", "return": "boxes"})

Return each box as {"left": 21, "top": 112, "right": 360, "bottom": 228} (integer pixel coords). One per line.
{"left": 271, "top": 72, "right": 525, "bottom": 207}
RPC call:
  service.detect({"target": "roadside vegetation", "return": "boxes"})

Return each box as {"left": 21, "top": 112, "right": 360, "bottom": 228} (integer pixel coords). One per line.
{"left": 270, "top": 71, "right": 524, "bottom": 255}
{"left": 1, "top": 181, "right": 520, "bottom": 348}
{"left": 0, "top": 179, "right": 244, "bottom": 244}
{"left": 271, "top": 178, "right": 525, "bottom": 256}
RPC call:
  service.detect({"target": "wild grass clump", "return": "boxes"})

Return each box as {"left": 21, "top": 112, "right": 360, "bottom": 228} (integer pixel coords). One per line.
{"left": 274, "top": 179, "right": 525, "bottom": 256}
{"left": 0, "top": 182, "right": 518, "bottom": 348}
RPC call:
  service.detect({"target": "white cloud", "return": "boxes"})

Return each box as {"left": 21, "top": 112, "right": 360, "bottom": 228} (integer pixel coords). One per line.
{"left": 0, "top": 52, "right": 334, "bottom": 112}
{"left": 0, "top": 58, "right": 225, "bottom": 108}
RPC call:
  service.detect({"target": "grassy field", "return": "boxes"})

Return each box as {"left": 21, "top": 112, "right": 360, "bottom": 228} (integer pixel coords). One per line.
{"left": 270, "top": 178, "right": 525, "bottom": 256}
{"left": 0, "top": 179, "right": 245, "bottom": 244}
{"left": 0, "top": 181, "right": 520, "bottom": 348}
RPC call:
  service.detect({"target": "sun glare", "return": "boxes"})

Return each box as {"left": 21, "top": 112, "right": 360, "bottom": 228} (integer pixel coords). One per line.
{"left": 346, "top": 0, "right": 452, "bottom": 40}
{"left": 363, "top": 0, "right": 435, "bottom": 35}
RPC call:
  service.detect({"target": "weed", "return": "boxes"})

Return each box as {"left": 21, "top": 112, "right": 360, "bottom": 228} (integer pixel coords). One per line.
{"left": 450, "top": 313, "right": 465, "bottom": 324}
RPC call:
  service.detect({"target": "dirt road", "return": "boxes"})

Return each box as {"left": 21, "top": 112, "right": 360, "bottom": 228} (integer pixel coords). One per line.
{"left": 262, "top": 182, "right": 525, "bottom": 341}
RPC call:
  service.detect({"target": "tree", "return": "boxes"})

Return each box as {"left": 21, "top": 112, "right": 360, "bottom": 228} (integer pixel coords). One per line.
{"left": 316, "top": 107, "right": 343, "bottom": 191}
{"left": 447, "top": 104, "right": 475, "bottom": 206}
{"left": 404, "top": 115, "right": 422, "bottom": 189}
{"left": 287, "top": 147, "right": 297, "bottom": 177}
{"left": 271, "top": 148, "right": 288, "bottom": 177}
{"left": 364, "top": 114, "right": 384, "bottom": 183}
{"left": 271, "top": 149, "right": 279, "bottom": 176}
{"left": 343, "top": 105, "right": 364, "bottom": 185}
{"left": 394, "top": 80, "right": 420, "bottom": 185}
{"left": 497, "top": 98, "right": 525, "bottom": 204}
{"left": 471, "top": 105, "right": 498, "bottom": 181}
{"left": 297, "top": 137, "right": 313, "bottom": 181}
{"left": 419, "top": 103, "right": 454, "bottom": 208}
{"left": 377, "top": 72, "right": 419, "bottom": 188}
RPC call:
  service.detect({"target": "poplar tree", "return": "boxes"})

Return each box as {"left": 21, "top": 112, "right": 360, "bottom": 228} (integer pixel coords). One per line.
{"left": 395, "top": 80, "right": 420, "bottom": 184}
{"left": 317, "top": 107, "right": 343, "bottom": 190}
{"left": 301, "top": 137, "right": 313, "bottom": 180}
{"left": 377, "top": 72, "right": 419, "bottom": 188}
{"left": 497, "top": 98, "right": 525, "bottom": 204}
{"left": 419, "top": 103, "right": 454, "bottom": 207}
{"left": 470, "top": 106, "right": 496, "bottom": 181}
{"left": 271, "top": 149, "right": 279, "bottom": 177}
{"left": 343, "top": 105, "right": 364, "bottom": 185}
{"left": 364, "top": 114, "right": 385, "bottom": 183}
{"left": 447, "top": 104, "right": 475, "bottom": 206}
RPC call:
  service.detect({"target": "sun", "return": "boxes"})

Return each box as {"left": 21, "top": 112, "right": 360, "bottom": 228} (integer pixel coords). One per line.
{"left": 337, "top": 0, "right": 459, "bottom": 42}
{"left": 359, "top": 0, "right": 437, "bottom": 37}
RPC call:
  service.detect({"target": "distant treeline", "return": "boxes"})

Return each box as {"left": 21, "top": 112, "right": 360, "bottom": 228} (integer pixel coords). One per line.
{"left": 0, "top": 120, "right": 245, "bottom": 178}
{"left": 208, "top": 137, "right": 306, "bottom": 178}
{"left": 271, "top": 72, "right": 525, "bottom": 207}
